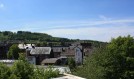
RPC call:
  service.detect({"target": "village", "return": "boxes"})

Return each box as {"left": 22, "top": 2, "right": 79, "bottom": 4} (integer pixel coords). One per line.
{"left": 0, "top": 42, "right": 92, "bottom": 79}
{"left": 0, "top": 42, "right": 92, "bottom": 65}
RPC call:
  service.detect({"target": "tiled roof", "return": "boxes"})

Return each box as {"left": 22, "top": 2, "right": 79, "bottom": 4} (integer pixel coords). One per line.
{"left": 30, "top": 47, "right": 51, "bottom": 55}
{"left": 52, "top": 47, "right": 69, "bottom": 52}
{"left": 52, "top": 47, "right": 62, "bottom": 52}
{"left": 41, "top": 58, "right": 58, "bottom": 64}
{"left": 61, "top": 49, "right": 75, "bottom": 56}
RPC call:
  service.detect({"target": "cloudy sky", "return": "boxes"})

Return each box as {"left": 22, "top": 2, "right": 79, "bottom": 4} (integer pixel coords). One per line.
{"left": 0, "top": 0, "right": 134, "bottom": 42}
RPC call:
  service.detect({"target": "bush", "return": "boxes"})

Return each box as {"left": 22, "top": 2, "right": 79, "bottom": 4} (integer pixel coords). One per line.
{"left": 33, "top": 66, "right": 59, "bottom": 79}
{"left": 44, "top": 66, "right": 59, "bottom": 79}
{"left": 9, "top": 74, "right": 20, "bottom": 79}
{"left": 1, "top": 50, "right": 60, "bottom": 79}
{"left": 0, "top": 63, "right": 11, "bottom": 79}
{"left": 68, "top": 57, "right": 76, "bottom": 69}
{"left": 11, "top": 60, "right": 34, "bottom": 79}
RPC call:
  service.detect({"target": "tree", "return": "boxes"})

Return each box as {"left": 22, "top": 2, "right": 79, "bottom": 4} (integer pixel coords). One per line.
{"left": 0, "top": 63, "right": 11, "bottom": 79}
{"left": 12, "top": 55, "right": 60, "bottom": 79}
{"left": 105, "top": 35, "right": 134, "bottom": 79}
{"left": 73, "top": 35, "right": 134, "bottom": 79}
{"left": 7, "top": 44, "right": 20, "bottom": 59}
{"left": 11, "top": 56, "right": 34, "bottom": 79}
{"left": 68, "top": 57, "right": 76, "bottom": 69}
{"left": 0, "top": 54, "right": 60, "bottom": 79}
{"left": 11, "top": 61, "right": 33, "bottom": 79}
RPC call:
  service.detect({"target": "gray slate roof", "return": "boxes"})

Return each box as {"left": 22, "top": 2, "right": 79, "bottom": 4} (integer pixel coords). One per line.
{"left": 41, "top": 58, "right": 58, "bottom": 64}
{"left": 30, "top": 47, "right": 51, "bottom": 55}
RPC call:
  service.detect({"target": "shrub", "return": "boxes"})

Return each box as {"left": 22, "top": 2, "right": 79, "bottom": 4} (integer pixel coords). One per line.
{"left": 0, "top": 63, "right": 11, "bottom": 79}
{"left": 68, "top": 57, "right": 76, "bottom": 69}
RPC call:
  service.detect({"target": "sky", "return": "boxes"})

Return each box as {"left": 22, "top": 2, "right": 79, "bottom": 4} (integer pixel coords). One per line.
{"left": 0, "top": 0, "right": 134, "bottom": 42}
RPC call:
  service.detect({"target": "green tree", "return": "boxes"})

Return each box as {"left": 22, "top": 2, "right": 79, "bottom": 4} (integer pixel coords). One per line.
{"left": 11, "top": 58, "right": 34, "bottom": 79}
{"left": 68, "top": 57, "right": 76, "bottom": 69}
{"left": 73, "top": 35, "right": 134, "bottom": 79}
{"left": 33, "top": 66, "right": 59, "bottom": 79}
{"left": 7, "top": 44, "right": 20, "bottom": 59}
{"left": 9, "top": 74, "right": 20, "bottom": 79}
{"left": 0, "top": 55, "right": 60, "bottom": 79}
{"left": 11, "top": 55, "right": 60, "bottom": 79}
{"left": 105, "top": 35, "right": 134, "bottom": 79}
{"left": 0, "top": 63, "right": 11, "bottom": 79}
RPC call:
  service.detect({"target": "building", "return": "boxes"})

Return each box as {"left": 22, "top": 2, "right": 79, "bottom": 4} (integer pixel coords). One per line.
{"left": 41, "top": 56, "right": 67, "bottom": 65}
{"left": 18, "top": 42, "right": 92, "bottom": 65}
{"left": 18, "top": 44, "right": 35, "bottom": 49}
{"left": 30, "top": 47, "right": 51, "bottom": 65}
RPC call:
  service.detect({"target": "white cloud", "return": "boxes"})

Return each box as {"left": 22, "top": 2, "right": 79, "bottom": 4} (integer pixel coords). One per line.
{"left": 17, "top": 19, "right": 134, "bottom": 30}
{"left": 9, "top": 18, "right": 134, "bottom": 42}
{"left": 0, "top": 3, "right": 4, "bottom": 9}
{"left": 99, "top": 15, "right": 110, "bottom": 21}
{"left": 44, "top": 26, "right": 134, "bottom": 42}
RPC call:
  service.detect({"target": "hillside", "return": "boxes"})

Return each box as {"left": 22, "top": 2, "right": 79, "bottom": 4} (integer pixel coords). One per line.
{"left": 0, "top": 31, "right": 70, "bottom": 42}
{"left": 0, "top": 31, "right": 107, "bottom": 47}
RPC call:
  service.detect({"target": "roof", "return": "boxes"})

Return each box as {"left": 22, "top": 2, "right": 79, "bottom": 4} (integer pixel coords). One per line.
{"left": 52, "top": 73, "right": 86, "bottom": 79}
{"left": 41, "top": 56, "right": 67, "bottom": 64}
{"left": 41, "top": 58, "right": 59, "bottom": 64}
{"left": 61, "top": 49, "right": 75, "bottom": 56}
{"left": 0, "top": 59, "right": 17, "bottom": 64}
{"left": 52, "top": 47, "right": 69, "bottom": 52}
{"left": 69, "top": 45, "right": 82, "bottom": 50}
{"left": 18, "top": 44, "right": 35, "bottom": 49}
{"left": 52, "top": 47, "right": 62, "bottom": 52}
{"left": 30, "top": 47, "right": 51, "bottom": 55}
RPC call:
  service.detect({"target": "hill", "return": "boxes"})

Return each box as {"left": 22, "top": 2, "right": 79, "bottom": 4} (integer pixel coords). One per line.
{"left": 0, "top": 31, "right": 69, "bottom": 42}
{"left": 0, "top": 31, "right": 107, "bottom": 47}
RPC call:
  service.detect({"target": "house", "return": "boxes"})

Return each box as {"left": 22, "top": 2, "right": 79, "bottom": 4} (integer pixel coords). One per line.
{"left": 51, "top": 47, "right": 62, "bottom": 58}
{"left": 52, "top": 47, "right": 69, "bottom": 58}
{"left": 17, "top": 42, "right": 91, "bottom": 65}
{"left": 41, "top": 58, "right": 60, "bottom": 65}
{"left": 61, "top": 48, "right": 75, "bottom": 57}
{"left": 26, "top": 56, "right": 36, "bottom": 64}
{"left": 41, "top": 56, "right": 67, "bottom": 65}
{"left": 18, "top": 44, "right": 35, "bottom": 49}
{"left": 61, "top": 45, "right": 83, "bottom": 64}
{"left": 81, "top": 43, "right": 92, "bottom": 56}
{"left": 83, "top": 48, "right": 92, "bottom": 56}
{"left": 74, "top": 47, "right": 83, "bottom": 64}
{"left": 30, "top": 47, "right": 51, "bottom": 65}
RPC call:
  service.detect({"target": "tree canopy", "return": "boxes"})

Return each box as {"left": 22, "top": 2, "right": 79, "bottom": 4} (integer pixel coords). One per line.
{"left": 0, "top": 31, "right": 106, "bottom": 47}
{"left": 7, "top": 44, "right": 20, "bottom": 59}
{"left": 0, "top": 31, "right": 70, "bottom": 43}
{"left": 73, "top": 35, "right": 134, "bottom": 79}
{"left": 0, "top": 55, "right": 60, "bottom": 79}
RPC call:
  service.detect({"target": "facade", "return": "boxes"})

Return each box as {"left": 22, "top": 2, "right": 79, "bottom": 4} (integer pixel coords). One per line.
{"left": 29, "top": 47, "right": 51, "bottom": 64}
{"left": 27, "top": 56, "right": 36, "bottom": 64}
{"left": 75, "top": 47, "right": 83, "bottom": 64}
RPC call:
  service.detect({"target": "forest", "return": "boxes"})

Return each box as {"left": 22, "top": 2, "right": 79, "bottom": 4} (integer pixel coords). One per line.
{"left": 0, "top": 31, "right": 106, "bottom": 47}
{"left": 0, "top": 31, "right": 69, "bottom": 42}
